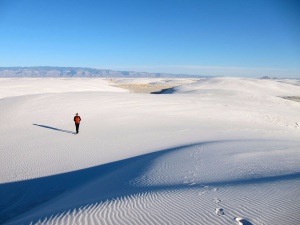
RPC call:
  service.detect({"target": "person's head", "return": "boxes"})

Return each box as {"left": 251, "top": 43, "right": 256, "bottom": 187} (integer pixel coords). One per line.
{"left": 76, "top": 113, "right": 78, "bottom": 116}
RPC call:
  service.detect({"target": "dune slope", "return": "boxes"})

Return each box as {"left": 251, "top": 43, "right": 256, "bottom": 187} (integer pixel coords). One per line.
{"left": 1, "top": 78, "right": 300, "bottom": 225}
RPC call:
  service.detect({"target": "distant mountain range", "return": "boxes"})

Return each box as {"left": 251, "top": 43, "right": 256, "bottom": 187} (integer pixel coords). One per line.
{"left": 0, "top": 67, "right": 212, "bottom": 78}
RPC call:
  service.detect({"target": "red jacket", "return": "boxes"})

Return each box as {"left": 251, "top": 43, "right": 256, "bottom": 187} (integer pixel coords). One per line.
{"left": 74, "top": 116, "right": 81, "bottom": 124}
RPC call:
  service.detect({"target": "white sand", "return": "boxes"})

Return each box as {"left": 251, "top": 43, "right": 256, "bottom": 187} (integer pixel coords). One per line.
{"left": 0, "top": 77, "right": 300, "bottom": 224}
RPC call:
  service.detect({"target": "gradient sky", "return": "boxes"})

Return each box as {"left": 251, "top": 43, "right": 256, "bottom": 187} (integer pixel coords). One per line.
{"left": 0, "top": 0, "right": 299, "bottom": 78}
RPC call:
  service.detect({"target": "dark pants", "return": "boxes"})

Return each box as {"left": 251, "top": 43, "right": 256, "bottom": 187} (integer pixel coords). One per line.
{"left": 75, "top": 123, "right": 80, "bottom": 133}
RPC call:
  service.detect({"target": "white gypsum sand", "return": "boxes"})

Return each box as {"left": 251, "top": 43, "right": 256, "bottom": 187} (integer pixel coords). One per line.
{"left": 0, "top": 77, "right": 300, "bottom": 225}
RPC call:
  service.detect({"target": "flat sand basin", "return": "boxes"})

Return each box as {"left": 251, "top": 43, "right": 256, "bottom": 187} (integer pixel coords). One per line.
{"left": 115, "top": 84, "right": 175, "bottom": 93}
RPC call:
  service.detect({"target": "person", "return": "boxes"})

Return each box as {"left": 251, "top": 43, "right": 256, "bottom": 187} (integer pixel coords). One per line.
{"left": 74, "top": 113, "right": 81, "bottom": 134}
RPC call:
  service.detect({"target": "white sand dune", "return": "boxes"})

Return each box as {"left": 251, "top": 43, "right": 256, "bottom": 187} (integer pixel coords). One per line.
{"left": 0, "top": 78, "right": 128, "bottom": 99}
{"left": 0, "top": 77, "right": 300, "bottom": 224}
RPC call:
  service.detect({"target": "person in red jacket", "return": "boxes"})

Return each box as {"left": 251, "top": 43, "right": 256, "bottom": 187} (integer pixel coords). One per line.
{"left": 74, "top": 113, "right": 81, "bottom": 134}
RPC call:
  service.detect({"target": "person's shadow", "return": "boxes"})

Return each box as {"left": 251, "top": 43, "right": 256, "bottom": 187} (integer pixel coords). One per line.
{"left": 33, "top": 124, "right": 76, "bottom": 135}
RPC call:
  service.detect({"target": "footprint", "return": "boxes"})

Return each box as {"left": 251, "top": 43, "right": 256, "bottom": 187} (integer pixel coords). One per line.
{"left": 234, "top": 217, "right": 253, "bottom": 225}
{"left": 198, "top": 190, "right": 208, "bottom": 195}
{"left": 214, "top": 197, "right": 221, "bottom": 203}
{"left": 211, "top": 188, "right": 219, "bottom": 192}
{"left": 215, "top": 208, "right": 224, "bottom": 216}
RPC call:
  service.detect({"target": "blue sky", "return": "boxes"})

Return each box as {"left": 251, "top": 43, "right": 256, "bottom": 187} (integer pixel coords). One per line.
{"left": 0, "top": 0, "right": 299, "bottom": 78}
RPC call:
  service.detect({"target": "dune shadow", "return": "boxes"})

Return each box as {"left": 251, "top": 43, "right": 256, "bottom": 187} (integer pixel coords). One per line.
{"left": 1, "top": 140, "right": 300, "bottom": 224}
{"left": 33, "top": 124, "right": 76, "bottom": 135}
{"left": 151, "top": 87, "right": 175, "bottom": 94}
